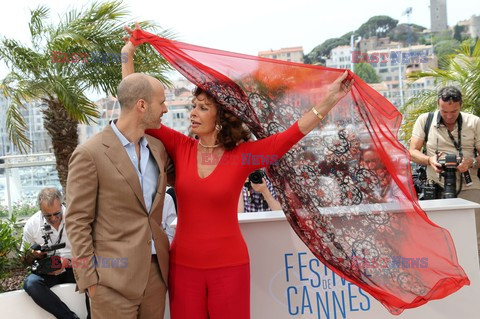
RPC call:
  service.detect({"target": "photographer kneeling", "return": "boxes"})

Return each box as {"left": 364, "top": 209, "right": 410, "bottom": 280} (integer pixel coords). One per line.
{"left": 409, "top": 86, "right": 480, "bottom": 259}
{"left": 21, "top": 187, "right": 85, "bottom": 319}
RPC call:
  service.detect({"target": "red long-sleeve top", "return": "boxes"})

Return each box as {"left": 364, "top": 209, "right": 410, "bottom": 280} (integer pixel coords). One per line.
{"left": 147, "top": 122, "right": 305, "bottom": 268}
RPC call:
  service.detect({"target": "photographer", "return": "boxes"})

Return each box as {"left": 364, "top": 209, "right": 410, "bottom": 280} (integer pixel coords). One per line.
{"left": 20, "top": 188, "right": 83, "bottom": 319}
{"left": 238, "top": 169, "right": 282, "bottom": 212}
{"left": 409, "top": 86, "right": 480, "bottom": 258}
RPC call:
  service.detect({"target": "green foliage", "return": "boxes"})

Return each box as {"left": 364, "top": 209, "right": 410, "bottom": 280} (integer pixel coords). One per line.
{"left": 340, "top": 31, "right": 354, "bottom": 42}
{"left": 434, "top": 39, "right": 461, "bottom": 69}
{"left": 306, "top": 15, "right": 398, "bottom": 65}
{"left": 353, "top": 63, "right": 380, "bottom": 83}
{"left": 432, "top": 29, "right": 454, "bottom": 43}
{"left": 418, "top": 34, "right": 432, "bottom": 45}
{"left": 453, "top": 25, "right": 468, "bottom": 42}
{"left": 356, "top": 16, "right": 398, "bottom": 39}
{"left": 387, "top": 23, "right": 426, "bottom": 45}
{"left": 0, "top": 201, "right": 38, "bottom": 218}
{"left": 401, "top": 38, "right": 480, "bottom": 142}
{"left": 306, "top": 38, "right": 349, "bottom": 65}
{"left": 0, "top": 216, "right": 29, "bottom": 292}
{"left": 0, "top": 217, "right": 23, "bottom": 277}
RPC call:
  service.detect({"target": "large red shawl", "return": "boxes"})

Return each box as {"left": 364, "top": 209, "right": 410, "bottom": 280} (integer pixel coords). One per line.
{"left": 130, "top": 30, "right": 469, "bottom": 315}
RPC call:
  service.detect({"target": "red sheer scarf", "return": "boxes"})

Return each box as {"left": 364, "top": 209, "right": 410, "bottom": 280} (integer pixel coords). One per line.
{"left": 130, "top": 30, "right": 469, "bottom": 314}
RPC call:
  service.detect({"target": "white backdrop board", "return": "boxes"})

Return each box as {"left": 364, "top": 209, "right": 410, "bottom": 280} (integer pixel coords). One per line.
{"left": 238, "top": 198, "right": 480, "bottom": 319}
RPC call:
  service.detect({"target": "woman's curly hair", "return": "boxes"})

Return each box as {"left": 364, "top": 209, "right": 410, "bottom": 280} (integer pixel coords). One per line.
{"left": 193, "top": 87, "right": 251, "bottom": 150}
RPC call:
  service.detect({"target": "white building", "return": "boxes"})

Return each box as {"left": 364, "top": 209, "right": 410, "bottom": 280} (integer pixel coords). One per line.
{"left": 325, "top": 46, "right": 353, "bottom": 70}
{"left": 162, "top": 86, "right": 192, "bottom": 136}
{"left": 365, "top": 45, "right": 436, "bottom": 83}
{"left": 458, "top": 15, "right": 480, "bottom": 38}
{"left": 369, "top": 77, "right": 436, "bottom": 108}
{"left": 258, "top": 47, "right": 304, "bottom": 63}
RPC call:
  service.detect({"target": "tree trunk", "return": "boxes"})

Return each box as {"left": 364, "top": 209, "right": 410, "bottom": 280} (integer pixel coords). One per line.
{"left": 42, "top": 99, "right": 79, "bottom": 196}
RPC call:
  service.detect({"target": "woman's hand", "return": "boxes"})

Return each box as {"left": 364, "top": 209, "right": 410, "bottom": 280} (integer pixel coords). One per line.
{"left": 122, "top": 22, "right": 140, "bottom": 53}
{"left": 297, "top": 70, "right": 354, "bottom": 135}
{"left": 121, "top": 22, "right": 141, "bottom": 78}
{"left": 322, "top": 71, "right": 353, "bottom": 113}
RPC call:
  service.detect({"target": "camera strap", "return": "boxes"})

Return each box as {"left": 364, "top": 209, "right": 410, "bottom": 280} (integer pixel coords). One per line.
{"left": 42, "top": 215, "right": 65, "bottom": 245}
{"left": 55, "top": 224, "right": 65, "bottom": 245}
{"left": 446, "top": 129, "right": 462, "bottom": 157}
{"left": 436, "top": 113, "right": 463, "bottom": 159}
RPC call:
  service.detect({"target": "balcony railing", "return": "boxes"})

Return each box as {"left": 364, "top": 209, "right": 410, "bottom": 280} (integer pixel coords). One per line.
{"left": 0, "top": 153, "right": 60, "bottom": 219}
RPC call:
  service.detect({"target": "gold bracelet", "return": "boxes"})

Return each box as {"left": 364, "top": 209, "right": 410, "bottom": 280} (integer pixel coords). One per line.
{"left": 311, "top": 107, "right": 325, "bottom": 121}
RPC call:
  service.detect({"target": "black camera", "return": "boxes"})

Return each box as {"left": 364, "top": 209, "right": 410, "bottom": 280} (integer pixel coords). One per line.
{"left": 437, "top": 153, "right": 473, "bottom": 198}
{"left": 438, "top": 153, "right": 458, "bottom": 198}
{"left": 31, "top": 256, "right": 60, "bottom": 275}
{"left": 31, "top": 242, "right": 66, "bottom": 253}
{"left": 248, "top": 170, "right": 264, "bottom": 184}
{"left": 30, "top": 223, "right": 66, "bottom": 275}
{"left": 421, "top": 180, "right": 438, "bottom": 200}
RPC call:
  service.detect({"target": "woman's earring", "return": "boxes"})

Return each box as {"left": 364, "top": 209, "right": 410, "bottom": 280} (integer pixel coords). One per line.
{"left": 215, "top": 124, "right": 222, "bottom": 131}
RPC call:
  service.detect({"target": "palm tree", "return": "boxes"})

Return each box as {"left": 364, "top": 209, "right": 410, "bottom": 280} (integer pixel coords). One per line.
{"left": 400, "top": 37, "right": 480, "bottom": 143}
{"left": 0, "top": 1, "right": 173, "bottom": 193}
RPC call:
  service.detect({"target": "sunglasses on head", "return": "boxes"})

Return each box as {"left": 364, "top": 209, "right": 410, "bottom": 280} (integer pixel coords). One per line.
{"left": 438, "top": 91, "right": 462, "bottom": 103}
{"left": 43, "top": 211, "right": 62, "bottom": 219}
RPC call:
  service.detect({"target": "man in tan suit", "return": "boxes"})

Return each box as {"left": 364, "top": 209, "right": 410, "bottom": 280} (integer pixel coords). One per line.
{"left": 66, "top": 73, "right": 173, "bottom": 318}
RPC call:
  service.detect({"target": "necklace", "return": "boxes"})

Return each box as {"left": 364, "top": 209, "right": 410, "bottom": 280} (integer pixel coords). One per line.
{"left": 199, "top": 140, "right": 220, "bottom": 148}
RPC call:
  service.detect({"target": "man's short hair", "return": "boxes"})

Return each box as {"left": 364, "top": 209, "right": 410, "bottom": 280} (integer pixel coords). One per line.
{"left": 437, "top": 86, "right": 462, "bottom": 104}
{"left": 37, "top": 187, "right": 63, "bottom": 209}
{"left": 116, "top": 74, "right": 154, "bottom": 110}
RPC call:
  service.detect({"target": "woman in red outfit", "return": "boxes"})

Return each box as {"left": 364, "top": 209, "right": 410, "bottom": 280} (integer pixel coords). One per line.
{"left": 122, "top": 24, "right": 352, "bottom": 319}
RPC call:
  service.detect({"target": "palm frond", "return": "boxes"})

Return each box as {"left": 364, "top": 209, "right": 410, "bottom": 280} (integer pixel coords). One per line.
{"left": 472, "top": 37, "right": 480, "bottom": 58}
{"left": 0, "top": 38, "right": 46, "bottom": 78}
{"left": 400, "top": 90, "right": 438, "bottom": 143}
{"left": 1, "top": 76, "right": 35, "bottom": 152}
{"left": 5, "top": 102, "right": 31, "bottom": 153}
{"left": 48, "top": 76, "right": 99, "bottom": 123}
{"left": 29, "top": 6, "right": 50, "bottom": 45}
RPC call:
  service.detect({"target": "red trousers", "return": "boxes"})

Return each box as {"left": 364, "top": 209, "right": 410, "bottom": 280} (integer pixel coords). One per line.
{"left": 168, "top": 263, "right": 250, "bottom": 319}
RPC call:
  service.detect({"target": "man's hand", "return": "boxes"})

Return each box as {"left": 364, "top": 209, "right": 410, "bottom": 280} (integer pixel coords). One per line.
{"left": 31, "top": 249, "right": 47, "bottom": 259}
{"left": 458, "top": 157, "right": 474, "bottom": 173}
{"left": 88, "top": 284, "right": 97, "bottom": 298}
{"left": 47, "top": 267, "right": 64, "bottom": 276}
{"left": 427, "top": 155, "right": 443, "bottom": 173}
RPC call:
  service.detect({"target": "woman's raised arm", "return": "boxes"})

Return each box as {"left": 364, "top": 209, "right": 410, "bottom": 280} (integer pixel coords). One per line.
{"left": 297, "top": 71, "right": 353, "bottom": 135}
{"left": 121, "top": 23, "right": 139, "bottom": 79}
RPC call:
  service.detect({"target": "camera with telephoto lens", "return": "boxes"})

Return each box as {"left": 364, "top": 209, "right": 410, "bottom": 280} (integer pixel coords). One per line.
{"left": 438, "top": 153, "right": 458, "bottom": 198}
{"left": 30, "top": 223, "right": 66, "bottom": 275}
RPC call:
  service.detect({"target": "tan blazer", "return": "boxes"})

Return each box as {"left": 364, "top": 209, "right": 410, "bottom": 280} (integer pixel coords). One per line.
{"left": 65, "top": 125, "right": 171, "bottom": 299}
